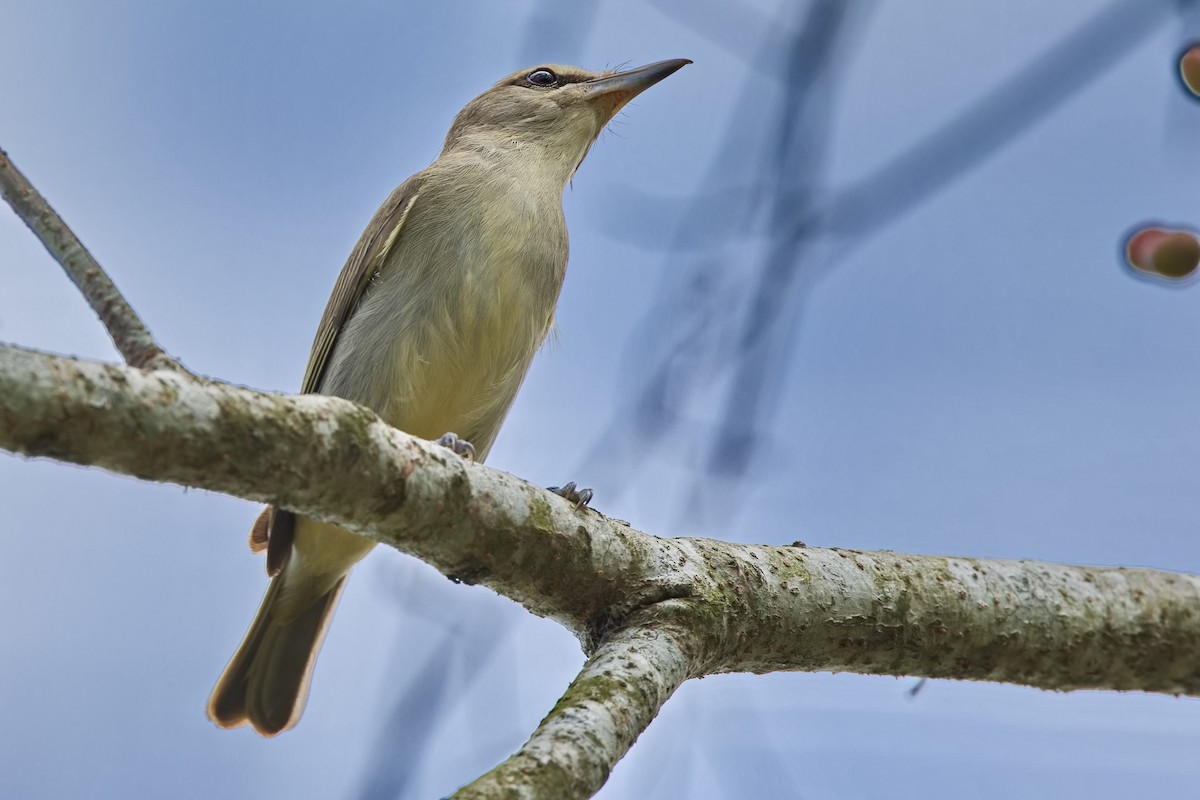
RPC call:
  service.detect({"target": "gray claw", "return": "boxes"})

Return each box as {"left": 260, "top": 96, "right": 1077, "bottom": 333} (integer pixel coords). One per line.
{"left": 437, "top": 432, "right": 476, "bottom": 462}
{"left": 549, "top": 481, "right": 594, "bottom": 511}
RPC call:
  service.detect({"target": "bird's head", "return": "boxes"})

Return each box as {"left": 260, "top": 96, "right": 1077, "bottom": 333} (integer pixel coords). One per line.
{"left": 441, "top": 59, "right": 691, "bottom": 183}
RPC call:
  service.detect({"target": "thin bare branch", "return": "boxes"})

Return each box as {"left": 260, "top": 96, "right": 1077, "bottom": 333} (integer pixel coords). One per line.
{"left": 0, "top": 148, "right": 176, "bottom": 370}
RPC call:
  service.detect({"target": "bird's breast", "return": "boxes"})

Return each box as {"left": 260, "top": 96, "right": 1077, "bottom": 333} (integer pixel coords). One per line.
{"left": 323, "top": 166, "right": 569, "bottom": 457}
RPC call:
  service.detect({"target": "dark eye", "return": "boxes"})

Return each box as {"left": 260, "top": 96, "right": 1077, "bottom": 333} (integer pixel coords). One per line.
{"left": 526, "top": 68, "right": 558, "bottom": 87}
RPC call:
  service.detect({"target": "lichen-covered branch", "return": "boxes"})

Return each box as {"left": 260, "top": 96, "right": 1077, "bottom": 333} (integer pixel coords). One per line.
{"left": 0, "top": 149, "right": 175, "bottom": 370}
{"left": 3, "top": 343, "right": 1199, "bottom": 702}
{"left": 454, "top": 603, "right": 699, "bottom": 800}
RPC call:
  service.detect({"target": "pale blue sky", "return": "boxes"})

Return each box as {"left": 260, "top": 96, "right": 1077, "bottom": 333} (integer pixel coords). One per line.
{"left": 3, "top": 2, "right": 1200, "bottom": 798}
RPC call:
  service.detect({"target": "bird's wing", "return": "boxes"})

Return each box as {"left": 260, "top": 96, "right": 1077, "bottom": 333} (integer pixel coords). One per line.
{"left": 300, "top": 174, "right": 425, "bottom": 394}
{"left": 261, "top": 174, "right": 425, "bottom": 575}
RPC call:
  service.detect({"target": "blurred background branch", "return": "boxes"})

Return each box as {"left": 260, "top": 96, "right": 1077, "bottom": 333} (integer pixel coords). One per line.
{"left": 585, "top": 0, "right": 1196, "bottom": 528}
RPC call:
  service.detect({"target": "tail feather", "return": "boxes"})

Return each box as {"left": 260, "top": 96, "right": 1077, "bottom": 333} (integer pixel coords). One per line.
{"left": 207, "top": 574, "right": 347, "bottom": 736}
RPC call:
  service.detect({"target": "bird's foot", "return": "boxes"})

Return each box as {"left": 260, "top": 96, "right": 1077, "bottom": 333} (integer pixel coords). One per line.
{"left": 437, "top": 432, "right": 476, "bottom": 462}
{"left": 548, "top": 481, "right": 593, "bottom": 511}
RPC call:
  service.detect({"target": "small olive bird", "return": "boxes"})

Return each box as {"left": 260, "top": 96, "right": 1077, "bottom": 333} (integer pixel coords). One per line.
{"left": 207, "top": 59, "right": 690, "bottom": 735}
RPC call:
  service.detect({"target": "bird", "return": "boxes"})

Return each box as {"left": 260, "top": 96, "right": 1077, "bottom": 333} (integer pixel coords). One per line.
{"left": 207, "top": 58, "right": 691, "bottom": 736}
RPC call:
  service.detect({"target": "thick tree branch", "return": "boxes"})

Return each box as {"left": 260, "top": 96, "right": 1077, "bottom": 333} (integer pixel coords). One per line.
{"left": 454, "top": 603, "right": 698, "bottom": 800}
{"left": 3, "top": 343, "right": 1199, "bottom": 700}
{"left": 0, "top": 149, "right": 176, "bottom": 370}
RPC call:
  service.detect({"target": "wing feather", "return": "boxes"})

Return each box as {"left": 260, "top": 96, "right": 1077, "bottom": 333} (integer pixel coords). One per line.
{"left": 260, "top": 175, "right": 425, "bottom": 574}
{"left": 300, "top": 176, "right": 425, "bottom": 394}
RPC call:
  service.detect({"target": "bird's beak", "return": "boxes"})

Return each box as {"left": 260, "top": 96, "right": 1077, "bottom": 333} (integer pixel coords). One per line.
{"left": 582, "top": 58, "right": 692, "bottom": 118}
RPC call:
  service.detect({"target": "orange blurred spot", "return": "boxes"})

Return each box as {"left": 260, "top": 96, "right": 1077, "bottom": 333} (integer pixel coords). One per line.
{"left": 1182, "top": 45, "right": 1200, "bottom": 98}
{"left": 1125, "top": 227, "right": 1167, "bottom": 273}
{"left": 1125, "top": 227, "right": 1200, "bottom": 280}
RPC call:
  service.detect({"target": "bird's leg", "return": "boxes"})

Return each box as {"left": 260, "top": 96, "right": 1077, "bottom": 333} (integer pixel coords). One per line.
{"left": 436, "top": 432, "right": 476, "bottom": 462}
{"left": 548, "top": 481, "right": 594, "bottom": 511}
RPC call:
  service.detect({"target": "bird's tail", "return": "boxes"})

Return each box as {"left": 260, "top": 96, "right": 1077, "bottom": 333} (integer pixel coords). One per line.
{"left": 207, "top": 571, "right": 346, "bottom": 736}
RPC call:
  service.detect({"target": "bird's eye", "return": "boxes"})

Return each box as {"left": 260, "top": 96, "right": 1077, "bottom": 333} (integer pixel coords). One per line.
{"left": 526, "top": 68, "right": 558, "bottom": 87}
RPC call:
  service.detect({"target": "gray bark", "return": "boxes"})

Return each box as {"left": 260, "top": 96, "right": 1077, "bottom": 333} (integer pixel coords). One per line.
{"left": 3, "top": 344, "right": 1199, "bottom": 798}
